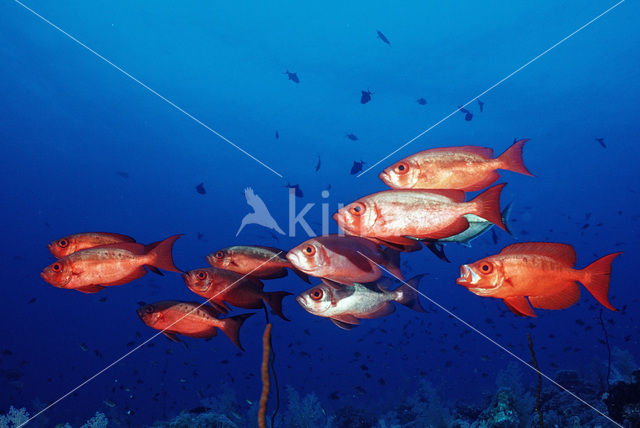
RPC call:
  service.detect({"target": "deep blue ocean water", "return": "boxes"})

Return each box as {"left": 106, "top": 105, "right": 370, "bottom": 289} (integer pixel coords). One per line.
{"left": 1, "top": 1, "right": 639, "bottom": 426}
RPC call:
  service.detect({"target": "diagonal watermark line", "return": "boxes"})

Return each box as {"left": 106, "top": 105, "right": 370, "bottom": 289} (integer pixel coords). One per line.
{"left": 357, "top": 251, "right": 623, "bottom": 427}
{"left": 18, "top": 252, "right": 285, "bottom": 428}
{"left": 358, "top": 0, "right": 626, "bottom": 177}
{"left": 11, "top": 0, "right": 284, "bottom": 178}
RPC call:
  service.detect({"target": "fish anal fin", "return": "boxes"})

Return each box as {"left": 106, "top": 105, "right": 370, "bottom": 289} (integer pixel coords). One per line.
{"left": 359, "top": 302, "right": 396, "bottom": 319}
{"left": 529, "top": 284, "right": 580, "bottom": 310}
{"left": 464, "top": 171, "right": 500, "bottom": 192}
{"left": 75, "top": 284, "right": 106, "bottom": 294}
{"left": 330, "top": 318, "right": 358, "bottom": 330}
{"left": 258, "top": 269, "right": 289, "bottom": 280}
{"left": 331, "top": 313, "right": 360, "bottom": 325}
{"left": 499, "top": 242, "right": 576, "bottom": 266}
{"left": 101, "top": 266, "right": 147, "bottom": 286}
{"left": 163, "top": 332, "right": 182, "bottom": 343}
{"left": 503, "top": 296, "right": 537, "bottom": 317}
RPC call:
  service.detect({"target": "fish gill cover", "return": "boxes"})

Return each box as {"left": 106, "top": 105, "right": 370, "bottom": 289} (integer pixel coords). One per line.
{"left": 1, "top": 0, "right": 639, "bottom": 427}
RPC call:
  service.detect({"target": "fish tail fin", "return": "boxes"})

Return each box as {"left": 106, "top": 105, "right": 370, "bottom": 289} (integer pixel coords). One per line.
{"left": 147, "top": 234, "right": 183, "bottom": 273}
{"left": 497, "top": 139, "right": 533, "bottom": 176}
{"left": 263, "top": 291, "right": 293, "bottom": 321}
{"left": 220, "top": 313, "right": 254, "bottom": 351}
{"left": 394, "top": 274, "right": 427, "bottom": 313}
{"left": 580, "top": 252, "right": 622, "bottom": 311}
{"left": 470, "top": 183, "right": 507, "bottom": 231}
{"left": 381, "top": 247, "right": 404, "bottom": 279}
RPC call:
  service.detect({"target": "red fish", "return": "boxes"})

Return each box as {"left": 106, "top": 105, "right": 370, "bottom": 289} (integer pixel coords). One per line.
{"left": 206, "top": 245, "right": 309, "bottom": 283}
{"left": 287, "top": 234, "right": 403, "bottom": 285}
{"left": 334, "top": 184, "right": 507, "bottom": 245}
{"left": 137, "top": 301, "right": 253, "bottom": 350}
{"left": 47, "top": 232, "right": 136, "bottom": 258}
{"left": 456, "top": 242, "right": 622, "bottom": 317}
{"left": 40, "top": 235, "right": 182, "bottom": 293}
{"left": 379, "top": 139, "right": 532, "bottom": 191}
{"left": 182, "top": 267, "right": 292, "bottom": 320}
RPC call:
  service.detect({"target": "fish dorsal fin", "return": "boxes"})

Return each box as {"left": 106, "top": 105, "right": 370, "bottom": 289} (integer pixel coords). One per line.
{"left": 423, "top": 189, "right": 466, "bottom": 203}
{"left": 503, "top": 296, "right": 537, "bottom": 317}
{"left": 425, "top": 145, "right": 494, "bottom": 159}
{"left": 330, "top": 318, "right": 358, "bottom": 330}
{"left": 499, "top": 242, "right": 576, "bottom": 266}
{"left": 529, "top": 284, "right": 581, "bottom": 310}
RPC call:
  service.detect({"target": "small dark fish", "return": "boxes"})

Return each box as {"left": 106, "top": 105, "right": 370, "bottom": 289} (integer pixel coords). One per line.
{"left": 189, "top": 406, "right": 211, "bottom": 415}
{"left": 417, "top": 97, "right": 427, "bottom": 105}
{"left": 595, "top": 138, "right": 606, "bottom": 148}
{"left": 1, "top": 349, "right": 12, "bottom": 356}
{"left": 350, "top": 160, "right": 365, "bottom": 175}
{"left": 196, "top": 183, "right": 206, "bottom": 195}
{"left": 346, "top": 133, "right": 359, "bottom": 141}
{"left": 491, "top": 229, "right": 499, "bottom": 245}
{"left": 478, "top": 99, "right": 484, "bottom": 112}
{"left": 28, "top": 297, "right": 36, "bottom": 304}
{"left": 136, "top": 301, "right": 147, "bottom": 307}
{"left": 286, "top": 183, "right": 303, "bottom": 198}
{"left": 315, "top": 156, "right": 321, "bottom": 172}
{"left": 98, "top": 297, "right": 107, "bottom": 303}
{"left": 197, "top": 232, "right": 205, "bottom": 241}
{"left": 376, "top": 30, "right": 390, "bottom": 45}
{"left": 361, "top": 90, "right": 372, "bottom": 104}
{"left": 458, "top": 106, "right": 473, "bottom": 121}
{"left": 116, "top": 171, "right": 129, "bottom": 179}
{"left": 275, "top": 130, "right": 279, "bottom": 139}
{"left": 285, "top": 70, "right": 299, "bottom": 83}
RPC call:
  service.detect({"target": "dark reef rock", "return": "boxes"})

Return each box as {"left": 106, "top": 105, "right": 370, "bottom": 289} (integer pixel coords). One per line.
{"left": 604, "top": 369, "right": 640, "bottom": 425}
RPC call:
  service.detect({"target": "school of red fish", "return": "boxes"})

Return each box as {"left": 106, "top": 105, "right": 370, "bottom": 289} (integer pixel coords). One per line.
{"left": 41, "top": 139, "right": 623, "bottom": 348}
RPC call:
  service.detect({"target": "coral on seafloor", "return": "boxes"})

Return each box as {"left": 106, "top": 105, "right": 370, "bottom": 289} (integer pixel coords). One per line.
{"left": 603, "top": 369, "right": 640, "bottom": 426}
{"left": 470, "top": 388, "right": 520, "bottom": 428}
{"left": 0, "top": 407, "right": 107, "bottom": 428}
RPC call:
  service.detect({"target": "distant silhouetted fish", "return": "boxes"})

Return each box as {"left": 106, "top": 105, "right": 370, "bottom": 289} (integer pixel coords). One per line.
{"left": 116, "top": 171, "right": 129, "bottom": 179}
{"left": 346, "top": 133, "right": 359, "bottom": 141}
{"left": 275, "top": 130, "right": 279, "bottom": 139}
{"left": 351, "top": 160, "right": 365, "bottom": 175}
{"left": 458, "top": 106, "right": 473, "bottom": 121}
{"left": 197, "top": 232, "right": 205, "bottom": 241}
{"left": 316, "top": 156, "right": 321, "bottom": 172}
{"left": 478, "top": 99, "right": 484, "bottom": 112}
{"left": 417, "top": 97, "right": 427, "bottom": 105}
{"left": 196, "top": 183, "right": 206, "bottom": 194}
{"left": 285, "top": 70, "right": 299, "bottom": 83}
{"left": 595, "top": 138, "right": 606, "bottom": 148}
{"left": 376, "top": 30, "right": 390, "bottom": 45}
{"left": 286, "top": 183, "right": 304, "bottom": 198}
{"left": 361, "top": 90, "right": 372, "bottom": 104}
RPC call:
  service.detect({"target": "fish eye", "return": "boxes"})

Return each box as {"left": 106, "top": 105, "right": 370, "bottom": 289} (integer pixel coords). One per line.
{"left": 58, "top": 239, "right": 68, "bottom": 248}
{"left": 480, "top": 263, "right": 493, "bottom": 274}
{"left": 52, "top": 263, "right": 61, "bottom": 272}
{"left": 214, "top": 251, "right": 225, "bottom": 259}
{"left": 196, "top": 271, "right": 207, "bottom": 280}
{"left": 394, "top": 162, "right": 409, "bottom": 175}
{"left": 349, "top": 203, "right": 365, "bottom": 216}
{"left": 309, "top": 288, "right": 323, "bottom": 301}
{"left": 303, "top": 245, "right": 316, "bottom": 256}
{"left": 144, "top": 306, "right": 154, "bottom": 314}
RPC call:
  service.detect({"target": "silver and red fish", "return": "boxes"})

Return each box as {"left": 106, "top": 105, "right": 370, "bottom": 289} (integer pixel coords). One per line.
{"left": 334, "top": 184, "right": 507, "bottom": 248}
{"left": 47, "top": 232, "right": 136, "bottom": 258}
{"left": 137, "top": 300, "right": 253, "bottom": 350}
{"left": 287, "top": 234, "right": 403, "bottom": 286}
{"left": 206, "top": 245, "right": 309, "bottom": 283}
{"left": 296, "top": 275, "right": 426, "bottom": 329}
{"left": 40, "top": 235, "right": 182, "bottom": 293}
{"left": 182, "top": 267, "right": 292, "bottom": 320}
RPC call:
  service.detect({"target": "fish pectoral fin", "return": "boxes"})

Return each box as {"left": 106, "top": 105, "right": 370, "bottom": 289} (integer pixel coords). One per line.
{"left": 75, "top": 285, "right": 106, "bottom": 294}
{"left": 330, "top": 318, "right": 359, "bottom": 330}
{"left": 359, "top": 302, "right": 396, "bottom": 319}
{"left": 503, "top": 297, "right": 536, "bottom": 317}
{"left": 529, "top": 284, "right": 580, "bottom": 310}
{"left": 101, "top": 266, "right": 147, "bottom": 286}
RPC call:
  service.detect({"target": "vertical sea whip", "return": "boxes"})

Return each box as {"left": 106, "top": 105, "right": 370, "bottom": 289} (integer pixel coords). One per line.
{"left": 258, "top": 323, "right": 272, "bottom": 428}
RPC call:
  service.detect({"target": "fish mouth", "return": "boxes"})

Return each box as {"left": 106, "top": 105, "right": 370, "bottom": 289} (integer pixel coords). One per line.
{"left": 378, "top": 170, "right": 390, "bottom": 184}
{"left": 286, "top": 251, "right": 300, "bottom": 267}
{"left": 295, "top": 294, "right": 307, "bottom": 309}
{"left": 456, "top": 264, "right": 479, "bottom": 287}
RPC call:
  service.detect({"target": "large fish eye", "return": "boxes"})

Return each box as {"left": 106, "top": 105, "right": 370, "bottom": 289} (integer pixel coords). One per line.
{"left": 144, "top": 306, "right": 154, "bottom": 314}
{"left": 214, "top": 251, "right": 225, "bottom": 259}
{"left": 349, "top": 202, "right": 366, "bottom": 216}
{"left": 309, "top": 288, "right": 323, "bottom": 301}
{"left": 303, "top": 245, "right": 316, "bottom": 256}
{"left": 52, "top": 263, "right": 62, "bottom": 272}
{"left": 58, "top": 239, "right": 68, "bottom": 248}
{"left": 196, "top": 271, "right": 208, "bottom": 280}
{"left": 394, "top": 162, "right": 409, "bottom": 175}
{"left": 479, "top": 262, "right": 493, "bottom": 274}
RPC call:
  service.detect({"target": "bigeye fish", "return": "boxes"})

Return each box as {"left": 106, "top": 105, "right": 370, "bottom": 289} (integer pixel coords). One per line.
{"left": 47, "top": 232, "right": 136, "bottom": 258}
{"left": 206, "top": 245, "right": 309, "bottom": 283}
{"left": 457, "top": 242, "right": 622, "bottom": 317}
{"left": 137, "top": 301, "right": 254, "bottom": 350}
{"left": 40, "top": 235, "right": 182, "bottom": 293}
{"left": 287, "top": 235, "right": 403, "bottom": 286}
{"left": 296, "top": 275, "right": 426, "bottom": 329}
{"left": 379, "top": 140, "right": 532, "bottom": 191}
{"left": 182, "top": 267, "right": 292, "bottom": 321}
